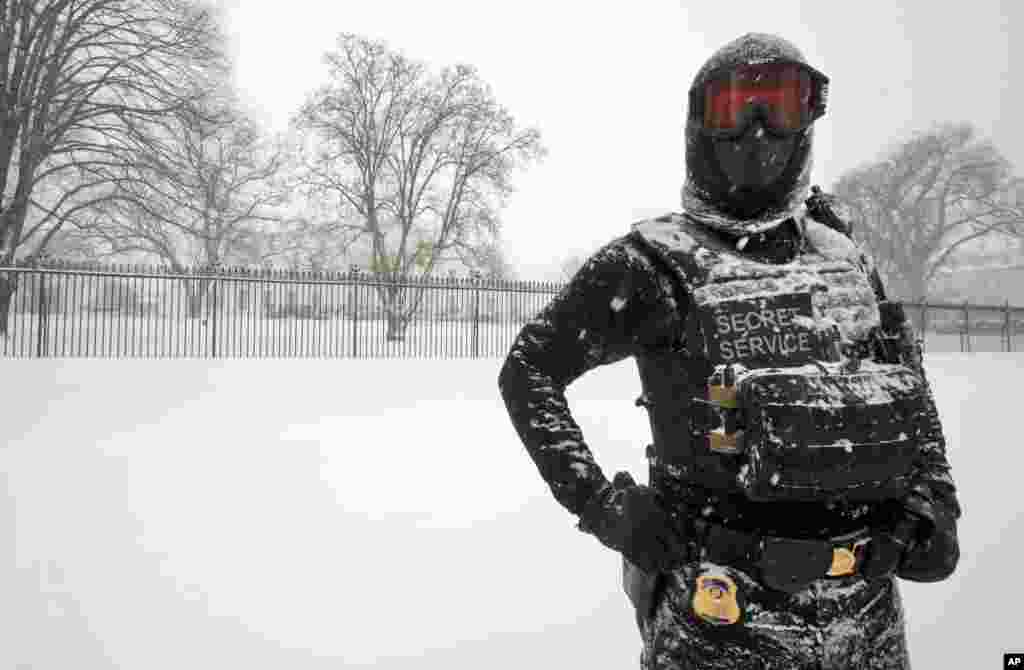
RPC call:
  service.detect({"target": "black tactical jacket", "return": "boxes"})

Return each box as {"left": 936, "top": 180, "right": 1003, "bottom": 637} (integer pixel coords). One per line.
{"left": 498, "top": 219, "right": 960, "bottom": 544}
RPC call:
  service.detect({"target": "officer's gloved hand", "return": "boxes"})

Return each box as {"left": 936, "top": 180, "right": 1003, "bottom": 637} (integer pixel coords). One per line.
{"left": 894, "top": 485, "right": 961, "bottom": 582}
{"left": 577, "top": 471, "right": 688, "bottom": 575}
{"left": 860, "top": 508, "right": 918, "bottom": 581}
{"left": 862, "top": 486, "right": 960, "bottom": 582}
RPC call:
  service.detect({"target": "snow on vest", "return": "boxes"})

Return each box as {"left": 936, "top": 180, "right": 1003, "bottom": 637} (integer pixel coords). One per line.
{"left": 630, "top": 212, "right": 928, "bottom": 504}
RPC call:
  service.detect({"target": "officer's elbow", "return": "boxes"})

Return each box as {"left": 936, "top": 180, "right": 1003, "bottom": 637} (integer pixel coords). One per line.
{"left": 498, "top": 354, "right": 518, "bottom": 400}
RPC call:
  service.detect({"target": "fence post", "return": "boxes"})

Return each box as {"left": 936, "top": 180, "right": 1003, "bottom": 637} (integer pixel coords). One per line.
{"left": 211, "top": 265, "right": 220, "bottom": 358}
{"left": 35, "top": 268, "right": 48, "bottom": 358}
{"left": 350, "top": 265, "right": 360, "bottom": 359}
{"left": 1004, "top": 300, "right": 1012, "bottom": 352}
{"left": 472, "top": 271, "right": 482, "bottom": 358}
{"left": 961, "top": 300, "right": 970, "bottom": 353}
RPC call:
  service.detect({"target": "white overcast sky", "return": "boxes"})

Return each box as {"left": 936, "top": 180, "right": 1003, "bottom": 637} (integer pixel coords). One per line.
{"left": 218, "top": 0, "right": 1020, "bottom": 280}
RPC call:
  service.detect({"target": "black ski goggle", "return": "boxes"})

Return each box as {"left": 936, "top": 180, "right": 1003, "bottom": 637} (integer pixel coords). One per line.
{"left": 691, "top": 62, "right": 829, "bottom": 138}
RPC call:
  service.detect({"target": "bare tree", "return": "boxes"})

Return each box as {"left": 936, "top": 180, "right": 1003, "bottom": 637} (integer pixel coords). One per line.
{"left": 77, "top": 103, "right": 286, "bottom": 265}
{"left": 463, "top": 240, "right": 517, "bottom": 281}
{"left": 0, "top": 0, "right": 225, "bottom": 334}
{"left": 255, "top": 185, "right": 368, "bottom": 273}
{"left": 295, "top": 33, "right": 544, "bottom": 340}
{"left": 49, "top": 94, "right": 290, "bottom": 317}
{"left": 832, "top": 122, "right": 1024, "bottom": 302}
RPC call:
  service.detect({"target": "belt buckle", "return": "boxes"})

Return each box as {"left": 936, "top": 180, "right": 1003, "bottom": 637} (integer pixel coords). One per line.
{"left": 827, "top": 537, "right": 870, "bottom": 577}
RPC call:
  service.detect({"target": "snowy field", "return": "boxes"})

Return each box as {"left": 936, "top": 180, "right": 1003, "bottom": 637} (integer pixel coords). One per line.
{"left": 3, "top": 353, "right": 1021, "bottom": 669}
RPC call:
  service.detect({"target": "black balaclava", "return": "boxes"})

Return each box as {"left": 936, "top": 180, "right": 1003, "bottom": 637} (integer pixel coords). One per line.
{"left": 681, "top": 33, "right": 826, "bottom": 237}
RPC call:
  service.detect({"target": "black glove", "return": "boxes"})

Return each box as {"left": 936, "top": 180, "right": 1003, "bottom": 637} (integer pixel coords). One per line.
{"left": 895, "top": 485, "right": 961, "bottom": 582}
{"left": 860, "top": 510, "right": 918, "bottom": 581}
{"left": 577, "top": 471, "right": 688, "bottom": 574}
{"left": 862, "top": 486, "right": 960, "bottom": 583}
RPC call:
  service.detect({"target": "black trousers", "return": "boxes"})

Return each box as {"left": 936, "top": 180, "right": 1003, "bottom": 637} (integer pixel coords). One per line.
{"left": 626, "top": 559, "right": 911, "bottom": 670}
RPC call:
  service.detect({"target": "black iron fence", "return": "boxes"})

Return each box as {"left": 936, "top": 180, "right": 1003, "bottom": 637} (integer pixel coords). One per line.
{"left": 1, "top": 261, "right": 1022, "bottom": 358}
{"left": 0, "top": 261, "right": 562, "bottom": 358}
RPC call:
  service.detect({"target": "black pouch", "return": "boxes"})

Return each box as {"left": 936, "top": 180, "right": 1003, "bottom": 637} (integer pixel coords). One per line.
{"left": 757, "top": 536, "right": 833, "bottom": 594}
{"left": 736, "top": 365, "right": 926, "bottom": 503}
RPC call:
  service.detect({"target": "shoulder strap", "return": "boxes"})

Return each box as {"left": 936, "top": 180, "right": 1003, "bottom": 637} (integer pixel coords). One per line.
{"left": 628, "top": 213, "right": 721, "bottom": 358}
{"left": 804, "top": 185, "right": 854, "bottom": 239}
{"left": 629, "top": 212, "right": 726, "bottom": 286}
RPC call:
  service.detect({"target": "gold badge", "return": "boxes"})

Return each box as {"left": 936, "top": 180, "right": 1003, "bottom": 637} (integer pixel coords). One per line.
{"left": 827, "top": 547, "right": 857, "bottom": 577}
{"left": 692, "top": 574, "right": 742, "bottom": 625}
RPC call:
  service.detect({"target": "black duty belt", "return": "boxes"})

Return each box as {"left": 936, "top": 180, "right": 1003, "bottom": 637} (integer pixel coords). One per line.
{"left": 692, "top": 518, "right": 872, "bottom": 594}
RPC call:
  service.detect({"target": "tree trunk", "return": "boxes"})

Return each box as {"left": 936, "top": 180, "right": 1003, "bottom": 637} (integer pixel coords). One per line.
{"left": 381, "top": 283, "right": 409, "bottom": 342}
{"left": 385, "top": 309, "right": 408, "bottom": 341}
{"left": 0, "top": 195, "right": 31, "bottom": 336}
{"left": 186, "top": 279, "right": 209, "bottom": 319}
{"left": 0, "top": 272, "right": 18, "bottom": 337}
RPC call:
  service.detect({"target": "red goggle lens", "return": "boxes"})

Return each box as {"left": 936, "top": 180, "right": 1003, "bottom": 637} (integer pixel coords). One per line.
{"left": 702, "top": 63, "right": 814, "bottom": 132}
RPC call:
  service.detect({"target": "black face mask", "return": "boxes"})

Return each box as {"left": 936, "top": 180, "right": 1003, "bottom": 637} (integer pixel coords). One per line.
{"left": 711, "top": 119, "right": 798, "bottom": 192}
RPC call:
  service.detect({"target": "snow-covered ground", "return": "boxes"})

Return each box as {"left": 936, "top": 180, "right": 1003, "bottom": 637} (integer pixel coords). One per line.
{"left": 3, "top": 354, "right": 1019, "bottom": 669}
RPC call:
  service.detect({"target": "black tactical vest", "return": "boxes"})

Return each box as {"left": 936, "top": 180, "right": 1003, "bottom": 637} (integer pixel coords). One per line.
{"left": 629, "top": 213, "right": 929, "bottom": 506}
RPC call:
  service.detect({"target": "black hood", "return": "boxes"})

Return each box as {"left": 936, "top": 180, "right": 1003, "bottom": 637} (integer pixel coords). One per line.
{"left": 681, "top": 33, "right": 824, "bottom": 236}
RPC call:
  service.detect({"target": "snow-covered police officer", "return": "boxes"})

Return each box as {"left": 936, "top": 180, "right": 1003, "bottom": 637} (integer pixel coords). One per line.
{"left": 498, "top": 33, "right": 960, "bottom": 669}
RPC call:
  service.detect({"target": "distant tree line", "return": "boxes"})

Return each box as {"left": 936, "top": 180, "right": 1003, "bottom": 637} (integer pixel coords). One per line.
{"left": 831, "top": 122, "right": 1024, "bottom": 302}
{"left": 0, "top": 3, "right": 544, "bottom": 337}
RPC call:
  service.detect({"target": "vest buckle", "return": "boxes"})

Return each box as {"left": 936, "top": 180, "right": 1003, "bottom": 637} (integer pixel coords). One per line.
{"left": 709, "top": 428, "right": 745, "bottom": 454}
